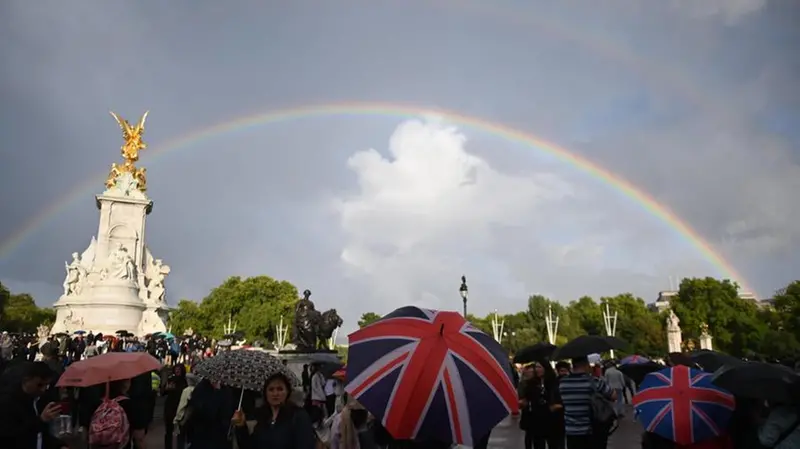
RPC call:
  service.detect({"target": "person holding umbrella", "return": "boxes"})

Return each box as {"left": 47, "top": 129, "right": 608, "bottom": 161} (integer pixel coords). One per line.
{"left": 343, "top": 306, "right": 519, "bottom": 447}
{"left": 634, "top": 364, "right": 735, "bottom": 449}
{"left": 712, "top": 362, "right": 800, "bottom": 449}
{"left": 553, "top": 336, "right": 626, "bottom": 449}
{"left": 231, "top": 372, "right": 317, "bottom": 449}
{"left": 518, "top": 362, "right": 564, "bottom": 449}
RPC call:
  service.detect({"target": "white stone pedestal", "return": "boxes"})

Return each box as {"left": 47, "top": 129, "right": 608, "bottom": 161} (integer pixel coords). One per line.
{"left": 699, "top": 333, "right": 713, "bottom": 350}
{"left": 52, "top": 170, "right": 171, "bottom": 337}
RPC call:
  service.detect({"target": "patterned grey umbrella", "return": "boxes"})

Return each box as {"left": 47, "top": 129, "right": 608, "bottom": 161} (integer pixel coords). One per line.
{"left": 194, "top": 349, "right": 299, "bottom": 391}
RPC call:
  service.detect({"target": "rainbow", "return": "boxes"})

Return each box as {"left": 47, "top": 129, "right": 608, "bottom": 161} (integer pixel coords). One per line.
{"left": 0, "top": 101, "right": 752, "bottom": 292}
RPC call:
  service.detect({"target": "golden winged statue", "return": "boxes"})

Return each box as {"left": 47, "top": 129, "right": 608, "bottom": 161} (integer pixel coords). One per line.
{"left": 110, "top": 111, "right": 149, "bottom": 162}
{"left": 105, "top": 111, "right": 150, "bottom": 192}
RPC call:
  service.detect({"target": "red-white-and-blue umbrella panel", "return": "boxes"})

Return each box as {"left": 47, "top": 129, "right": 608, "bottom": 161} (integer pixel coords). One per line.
{"left": 345, "top": 306, "right": 519, "bottom": 446}
{"left": 633, "top": 365, "right": 735, "bottom": 445}
{"left": 620, "top": 355, "right": 651, "bottom": 365}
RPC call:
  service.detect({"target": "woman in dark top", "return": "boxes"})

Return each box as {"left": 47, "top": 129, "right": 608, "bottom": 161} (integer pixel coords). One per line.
{"left": 232, "top": 372, "right": 316, "bottom": 449}
{"left": 519, "top": 362, "right": 564, "bottom": 449}
{"left": 163, "top": 364, "right": 188, "bottom": 449}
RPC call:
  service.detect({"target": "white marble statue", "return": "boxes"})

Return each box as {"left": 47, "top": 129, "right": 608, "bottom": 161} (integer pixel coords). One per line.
{"left": 80, "top": 237, "right": 97, "bottom": 271}
{"left": 63, "top": 253, "right": 87, "bottom": 296}
{"left": 667, "top": 309, "right": 680, "bottom": 331}
{"left": 108, "top": 243, "right": 136, "bottom": 281}
{"left": 37, "top": 324, "right": 51, "bottom": 341}
{"left": 147, "top": 259, "right": 170, "bottom": 304}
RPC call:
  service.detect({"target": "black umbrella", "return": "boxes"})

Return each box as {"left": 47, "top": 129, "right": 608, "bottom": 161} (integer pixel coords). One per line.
{"left": 318, "top": 362, "right": 344, "bottom": 378}
{"left": 115, "top": 330, "right": 129, "bottom": 335}
{"left": 552, "top": 335, "right": 628, "bottom": 360}
{"left": 513, "top": 342, "right": 557, "bottom": 364}
{"left": 689, "top": 350, "right": 745, "bottom": 373}
{"left": 712, "top": 362, "right": 800, "bottom": 403}
{"left": 667, "top": 352, "right": 697, "bottom": 368}
{"left": 618, "top": 361, "right": 664, "bottom": 386}
{"left": 194, "top": 349, "right": 299, "bottom": 391}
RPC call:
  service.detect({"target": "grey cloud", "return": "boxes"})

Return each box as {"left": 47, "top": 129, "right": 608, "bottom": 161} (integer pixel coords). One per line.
{"left": 1, "top": 1, "right": 797, "bottom": 331}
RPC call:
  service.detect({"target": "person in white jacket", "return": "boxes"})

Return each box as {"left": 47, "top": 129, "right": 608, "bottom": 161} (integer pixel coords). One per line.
{"left": 310, "top": 364, "right": 328, "bottom": 426}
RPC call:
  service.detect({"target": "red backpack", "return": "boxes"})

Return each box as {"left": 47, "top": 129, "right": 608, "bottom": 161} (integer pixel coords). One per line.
{"left": 89, "top": 396, "right": 130, "bottom": 448}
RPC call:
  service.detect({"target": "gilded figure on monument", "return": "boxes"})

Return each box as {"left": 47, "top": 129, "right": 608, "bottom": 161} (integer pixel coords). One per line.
{"left": 106, "top": 111, "right": 150, "bottom": 192}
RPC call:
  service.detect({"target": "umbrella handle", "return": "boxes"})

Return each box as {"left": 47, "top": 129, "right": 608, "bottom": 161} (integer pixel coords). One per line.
{"left": 237, "top": 387, "right": 244, "bottom": 410}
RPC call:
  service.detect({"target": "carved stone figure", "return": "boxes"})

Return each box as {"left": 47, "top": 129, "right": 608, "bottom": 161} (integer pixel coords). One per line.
{"left": 667, "top": 309, "right": 680, "bottom": 331}
{"left": 108, "top": 243, "right": 136, "bottom": 281}
{"left": 316, "top": 309, "right": 343, "bottom": 350}
{"left": 37, "top": 324, "right": 51, "bottom": 341}
{"left": 146, "top": 258, "right": 170, "bottom": 304}
{"left": 63, "top": 309, "right": 74, "bottom": 330}
{"left": 63, "top": 253, "right": 87, "bottom": 296}
{"left": 699, "top": 323, "right": 710, "bottom": 337}
{"left": 292, "top": 290, "right": 320, "bottom": 352}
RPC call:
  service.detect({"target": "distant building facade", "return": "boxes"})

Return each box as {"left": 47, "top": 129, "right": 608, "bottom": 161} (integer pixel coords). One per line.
{"left": 649, "top": 290, "right": 771, "bottom": 311}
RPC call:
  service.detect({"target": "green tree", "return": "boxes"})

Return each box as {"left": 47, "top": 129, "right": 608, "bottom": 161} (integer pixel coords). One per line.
{"left": 566, "top": 296, "right": 604, "bottom": 336}
{"left": 168, "top": 299, "right": 205, "bottom": 336}
{"left": 599, "top": 293, "right": 665, "bottom": 356}
{"left": 773, "top": 281, "right": 800, "bottom": 335}
{"left": 0, "top": 282, "right": 9, "bottom": 322}
{"left": 670, "top": 277, "right": 759, "bottom": 356}
{"left": 1, "top": 293, "right": 55, "bottom": 333}
{"left": 171, "top": 276, "right": 300, "bottom": 340}
{"left": 358, "top": 312, "right": 382, "bottom": 328}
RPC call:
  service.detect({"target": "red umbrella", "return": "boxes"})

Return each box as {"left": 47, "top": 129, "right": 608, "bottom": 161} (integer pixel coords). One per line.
{"left": 57, "top": 352, "right": 161, "bottom": 388}
{"left": 333, "top": 365, "right": 346, "bottom": 380}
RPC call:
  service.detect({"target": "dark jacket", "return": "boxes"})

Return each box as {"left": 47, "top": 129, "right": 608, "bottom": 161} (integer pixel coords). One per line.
{"left": 234, "top": 405, "right": 316, "bottom": 449}
{"left": 0, "top": 385, "right": 64, "bottom": 449}
{"left": 185, "top": 381, "right": 235, "bottom": 449}
{"left": 163, "top": 375, "right": 188, "bottom": 421}
{"left": 519, "top": 376, "right": 563, "bottom": 436}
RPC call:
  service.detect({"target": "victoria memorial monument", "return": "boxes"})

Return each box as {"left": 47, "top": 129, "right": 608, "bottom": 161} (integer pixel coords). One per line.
{"left": 50, "top": 111, "right": 171, "bottom": 336}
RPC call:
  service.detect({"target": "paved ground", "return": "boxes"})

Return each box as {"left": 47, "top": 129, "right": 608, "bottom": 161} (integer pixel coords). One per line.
{"left": 479, "top": 404, "right": 640, "bottom": 449}
{"left": 144, "top": 401, "right": 641, "bottom": 449}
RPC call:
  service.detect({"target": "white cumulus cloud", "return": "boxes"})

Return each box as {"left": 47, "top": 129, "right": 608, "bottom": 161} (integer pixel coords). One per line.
{"left": 333, "top": 118, "right": 577, "bottom": 313}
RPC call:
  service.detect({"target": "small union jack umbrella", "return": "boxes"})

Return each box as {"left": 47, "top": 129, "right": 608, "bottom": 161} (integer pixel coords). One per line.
{"left": 633, "top": 365, "right": 736, "bottom": 446}
{"left": 620, "top": 355, "right": 651, "bottom": 365}
{"left": 345, "top": 306, "right": 519, "bottom": 446}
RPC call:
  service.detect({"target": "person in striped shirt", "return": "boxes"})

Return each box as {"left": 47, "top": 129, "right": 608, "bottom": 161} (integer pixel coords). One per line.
{"left": 558, "top": 356, "right": 616, "bottom": 449}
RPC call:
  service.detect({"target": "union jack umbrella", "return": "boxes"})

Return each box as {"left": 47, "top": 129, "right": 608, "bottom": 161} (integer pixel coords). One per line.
{"left": 345, "top": 306, "right": 518, "bottom": 446}
{"left": 633, "top": 365, "right": 735, "bottom": 445}
{"left": 620, "top": 355, "right": 651, "bottom": 365}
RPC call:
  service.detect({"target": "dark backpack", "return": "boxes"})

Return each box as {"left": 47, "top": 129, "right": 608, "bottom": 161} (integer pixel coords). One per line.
{"left": 590, "top": 378, "right": 616, "bottom": 428}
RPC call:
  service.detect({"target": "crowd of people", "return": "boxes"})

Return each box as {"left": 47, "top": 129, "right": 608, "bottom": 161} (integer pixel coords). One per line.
{"left": 1, "top": 324, "right": 799, "bottom": 449}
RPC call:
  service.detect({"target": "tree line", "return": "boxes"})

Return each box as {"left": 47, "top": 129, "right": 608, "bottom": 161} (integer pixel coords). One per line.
{"left": 359, "top": 277, "right": 800, "bottom": 359}
{"left": 4, "top": 275, "right": 800, "bottom": 360}
{"left": 0, "top": 281, "right": 56, "bottom": 333}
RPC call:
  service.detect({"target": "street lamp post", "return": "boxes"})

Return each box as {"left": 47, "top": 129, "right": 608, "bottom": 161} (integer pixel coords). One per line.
{"left": 545, "top": 304, "right": 559, "bottom": 345}
{"left": 491, "top": 308, "right": 505, "bottom": 343}
{"left": 459, "top": 275, "right": 469, "bottom": 317}
{"left": 603, "top": 303, "right": 618, "bottom": 359}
